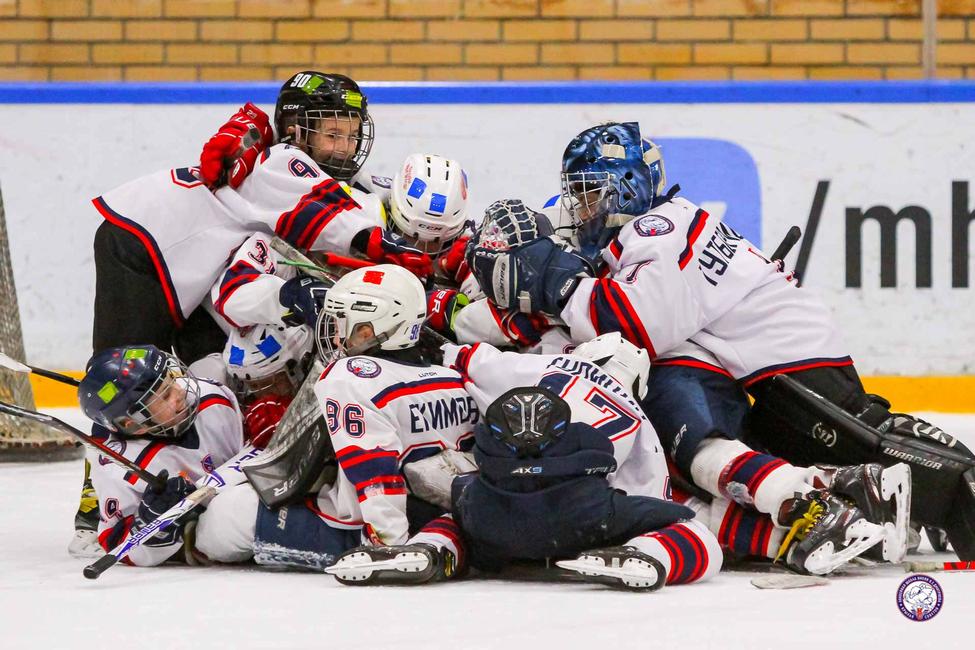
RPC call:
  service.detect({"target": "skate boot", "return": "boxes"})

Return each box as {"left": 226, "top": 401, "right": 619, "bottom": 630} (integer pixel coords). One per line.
{"left": 68, "top": 463, "right": 103, "bottom": 559}
{"left": 557, "top": 547, "right": 666, "bottom": 592}
{"left": 823, "top": 462, "right": 912, "bottom": 563}
{"left": 775, "top": 490, "right": 885, "bottom": 575}
{"left": 325, "top": 543, "right": 456, "bottom": 586}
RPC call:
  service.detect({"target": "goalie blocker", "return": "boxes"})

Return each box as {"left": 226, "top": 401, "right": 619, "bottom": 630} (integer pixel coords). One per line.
{"left": 752, "top": 373, "right": 975, "bottom": 560}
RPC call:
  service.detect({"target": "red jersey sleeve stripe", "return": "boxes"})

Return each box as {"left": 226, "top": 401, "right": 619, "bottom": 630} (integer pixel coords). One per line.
{"left": 124, "top": 441, "right": 166, "bottom": 484}
{"left": 199, "top": 394, "right": 234, "bottom": 412}
{"left": 371, "top": 377, "right": 466, "bottom": 408}
{"left": 678, "top": 209, "right": 709, "bottom": 270}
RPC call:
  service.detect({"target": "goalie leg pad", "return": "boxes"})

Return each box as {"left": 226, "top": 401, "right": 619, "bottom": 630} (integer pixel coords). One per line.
{"left": 253, "top": 500, "right": 360, "bottom": 572}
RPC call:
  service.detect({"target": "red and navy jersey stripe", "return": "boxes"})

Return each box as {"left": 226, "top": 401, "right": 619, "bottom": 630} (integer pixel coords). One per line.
{"left": 213, "top": 260, "right": 262, "bottom": 327}
{"left": 588, "top": 278, "right": 657, "bottom": 357}
{"left": 488, "top": 302, "right": 550, "bottom": 347}
{"left": 371, "top": 376, "right": 466, "bottom": 409}
{"left": 608, "top": 237, "right": 624, "bottom": 261}
{"left": 718, "top": 451, "right": 788, "bottom": 502}
{"left": 336, "top": 446, "right": 405, "bottom": 502}
{"left": 198, "top": 393, "right": 234, "bottom": 413}
{"left": 99, "top": 514, "right": 135, "bottom": 558}
{"left": 677, "top": 209, "right": 709, "bottom": 270}
{"left": 741, "top": 355, "right": 854, "bottom": 387}
{"left": 122, "top": 441, "right": 167, "bottom": 485}
{"left": 275, "top": 178, "right": 360, "bottom": 251}
{"left": 647, "top": 523, "right": 710, "bottom": 585}
{"left": 420, "top": 516, "right": 466, "bottom": 568}
{"left": 92, "top": 196, "right": 184, "bottom": 327}
{"left": 653, "top": 356, "right": 733, "bottom": 378}
{"left": 717, "top": 502, "right": 776, "bottom": 558}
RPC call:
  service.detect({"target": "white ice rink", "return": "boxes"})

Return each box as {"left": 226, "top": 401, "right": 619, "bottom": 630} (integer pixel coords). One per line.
{"left": 3, "top": 410, "right": 974, "bottom": 649}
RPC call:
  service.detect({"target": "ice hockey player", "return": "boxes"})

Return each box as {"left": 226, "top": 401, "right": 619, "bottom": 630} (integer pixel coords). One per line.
{"left": 187, "top": 264, "right": 475, "bottom": 584}
{"left": 76, "top": 345, "right": 243, "bottom": 566}
{"left": 426, "top": 335, "right": 718, "bottom": 590}
{"left": 465, "top": 121, "right": 973, "bottom": 559}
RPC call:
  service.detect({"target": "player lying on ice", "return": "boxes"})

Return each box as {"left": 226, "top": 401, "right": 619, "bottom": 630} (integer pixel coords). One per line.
{"left": 460, "top": 120, "right": 974, "bottom": 561}
{"left": 173, "top": 264, "right": 474, "bottom": 580}
{"left": 76, "top": 346, "right": 246, "bottom": 566}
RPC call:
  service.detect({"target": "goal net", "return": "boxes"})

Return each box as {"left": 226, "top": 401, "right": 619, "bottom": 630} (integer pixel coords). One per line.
{"left": 0, "top": 186, "right": 80, "bottom": 461}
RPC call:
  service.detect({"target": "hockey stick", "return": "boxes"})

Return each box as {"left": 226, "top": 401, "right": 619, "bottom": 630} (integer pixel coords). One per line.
{"left": 0, "top": 400, "right": 164, "bottom": 490}
{"left": 84, "top": 444, "right": 263, "bottom": 579}
{"left": 0, "top": 350, "right": 80, "bottom": 387}
{"left": 770, "top": 225, "right": 801, "bottom": 264}
{"left": 903, "top": 561, "right": 975, "bottom": 573}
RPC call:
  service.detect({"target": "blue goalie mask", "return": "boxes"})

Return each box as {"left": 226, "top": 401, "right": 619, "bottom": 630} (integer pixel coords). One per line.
{"left": 560, "top": 122, "right": 667, "bottom": 247}
{"left": 79, "top": 345, "right": 201, "bottom": 440}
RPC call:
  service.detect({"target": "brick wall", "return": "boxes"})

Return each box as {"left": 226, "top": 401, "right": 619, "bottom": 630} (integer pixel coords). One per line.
{"left": 0, "top": 0, "right": 973, "bottom": 82}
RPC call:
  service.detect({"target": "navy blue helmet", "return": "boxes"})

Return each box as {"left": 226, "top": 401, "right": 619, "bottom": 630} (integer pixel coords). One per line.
{"left": 560, "top": 122, "right": 667, "bottom": 249}
{"left": 484, "top": 386, "right": 571, "bottom": 458}
{"left": 78, "top": 345, "right": 201, "bottom": 440}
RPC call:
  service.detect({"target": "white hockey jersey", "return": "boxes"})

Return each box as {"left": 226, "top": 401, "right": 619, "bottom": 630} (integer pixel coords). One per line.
{"left": 210, "top": 232, "right": 298, "bottom": 329}
{"left": 87, "top": 381, "right": 244, "bottom": 566}
{"left": 311, "top": 355, "right": 478, "bottom": 546}
{"left": 442, "top": 342, "right": 669, "bottom": 500}
{"left": 559, "top": 196, "right": 851, "bottom": 384}
{"left": 92, "top": 143, "right": 384, "bottom": 323}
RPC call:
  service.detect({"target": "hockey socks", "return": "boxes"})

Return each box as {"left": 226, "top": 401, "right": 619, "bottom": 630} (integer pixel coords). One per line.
{"left": 690, "top": 438, "right": 826, "bottom": 526}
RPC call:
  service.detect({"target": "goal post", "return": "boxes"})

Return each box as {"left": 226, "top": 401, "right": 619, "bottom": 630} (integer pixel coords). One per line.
{"left": 0, "top": 184, "right": 81, "bottom": 462}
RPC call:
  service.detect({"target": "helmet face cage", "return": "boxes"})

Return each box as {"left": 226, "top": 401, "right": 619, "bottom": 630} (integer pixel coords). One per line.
{"left": 295, "top": 109, "right": 374, "bottom": 181}
{"left": 229, "top": 357, "right": 309, "bottom": 404}
{"left": 485, "top": 386, "right": 571, "bottom": 458}
{"left": 560, "top": 169, "right": 618, "bottom": 229}
{"left": 115, "top": 356, "right": 201, "bottom": 439}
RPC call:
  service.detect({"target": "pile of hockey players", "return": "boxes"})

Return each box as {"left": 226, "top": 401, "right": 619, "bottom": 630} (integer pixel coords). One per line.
{"left": 66, "top": 70, "right": 975, "bottom": 591}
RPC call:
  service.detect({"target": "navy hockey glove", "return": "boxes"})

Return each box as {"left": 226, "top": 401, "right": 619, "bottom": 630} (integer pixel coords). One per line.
{"left": 470, "top": 235, "right": 589, "bottom": 316}
{"left": 136, "top": 470, "right": 196, "bottom": 547}
{"left": 279, "top": 275, "right": 329, "bottom": 328}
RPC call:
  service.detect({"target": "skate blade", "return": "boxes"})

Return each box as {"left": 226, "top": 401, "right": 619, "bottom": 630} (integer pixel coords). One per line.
{"left": 324, "top": 551, "right": 429, "bottom": 581}
{"left": 803, "top": 520, "right": 886, "bottom": 575}
{"left": 556, "top": 556, "right": 663, "bottom": 591}
{"left": 880, "top": 463, "right": 912, "bottom": 563}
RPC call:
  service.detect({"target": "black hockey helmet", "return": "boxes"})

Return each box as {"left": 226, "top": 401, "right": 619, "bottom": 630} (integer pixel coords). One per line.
{"left": 484, "top": 386, "right": 571, "bottom": 458}
{"left": 78, "top": 345, "right": 201, "bottom": 440}
{"left": 274, "top": 71, "right": 374, "bottom": 181}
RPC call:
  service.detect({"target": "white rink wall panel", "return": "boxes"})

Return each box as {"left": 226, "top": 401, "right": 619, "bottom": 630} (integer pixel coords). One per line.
{"left": 0, "top": 96, "right": 972, "bottom": 373}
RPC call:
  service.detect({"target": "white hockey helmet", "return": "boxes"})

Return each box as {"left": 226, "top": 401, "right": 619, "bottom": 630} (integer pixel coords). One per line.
{"left": 389, "top": 153, "right": 469, "bottom": 254}
{"left": 317, "top": 264, "right": 426, "bottom": 360}
{"left": 224, "top": 324, "right": 313, "bottom": 401}
{"left": 572, "top": 332, "right": 651, "bottom": 400}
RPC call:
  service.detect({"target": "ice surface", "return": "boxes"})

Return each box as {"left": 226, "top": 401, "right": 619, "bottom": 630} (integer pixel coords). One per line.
{"left": 2, "top": 410, "right": 973, "bottom": 649}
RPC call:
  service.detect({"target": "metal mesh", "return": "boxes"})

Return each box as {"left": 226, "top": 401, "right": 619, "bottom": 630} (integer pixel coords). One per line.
{"left": 0, "top": 186, "right": 81, "bottom": 461}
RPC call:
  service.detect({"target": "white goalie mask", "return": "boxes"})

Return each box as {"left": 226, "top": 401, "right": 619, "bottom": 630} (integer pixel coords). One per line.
{"left": 572, "top": 332, "right": 651, "bottom": 400}
{"left": 316, "top": 264, "right": 427, "bottom": 361}
{"left": 389, "top": 153, "right": 469, "bottom": 255}
{"left": 224, "top": 324, "right": 313, "bottom": 401}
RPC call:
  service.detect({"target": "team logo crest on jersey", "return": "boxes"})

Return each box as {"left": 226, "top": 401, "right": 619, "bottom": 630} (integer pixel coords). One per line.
{"left": 99, "top": 439, "right": 126, "bottom": 466}
{"left": 634, "top": 214, "right": 674, "bottom": 237}
{"left": 201, "top": 454, "right": 215, "bottom": 474}
{"left": 347, "top": 358, "right": 381, "bottom": 378}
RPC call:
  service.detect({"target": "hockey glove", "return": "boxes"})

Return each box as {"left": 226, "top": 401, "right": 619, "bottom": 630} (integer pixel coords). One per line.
{"left": 436, "top": 235, "right": 472, "bottom": 285}
{"left": 469, "top": 235, "right": 589, "bottom": 316}
{"left": 199, "top": 102, "right": 274, "bottom": 190}
{"left": 279, "top": 275, "right": 329, "bottom": 329}
{"left": 426, "top": 289, "right": 470, "bottom": 337}
{"left": 243, "top": 394, "right": 292, "bottom": 449}
{"left": 136, "top": 470, "right": 196, "bottom": 547}
{"left": 358, "top": 227, "right": 433, "bottom": 278}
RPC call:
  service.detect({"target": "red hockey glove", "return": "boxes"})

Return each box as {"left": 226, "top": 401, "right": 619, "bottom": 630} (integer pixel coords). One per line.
{"left": 243, "top": 394, "right": 292, "bottom": 449}
{"left": 199, "top": 102, "right": 273, "bottom": 190}
{"left": 437, "top": 235, "right": 471, "bottom": 285}
{"left": 363, "top": 227, "right": 433, "bottom": 278}
{"left": 426, "top": 289, "right": 469, "bottom": 335}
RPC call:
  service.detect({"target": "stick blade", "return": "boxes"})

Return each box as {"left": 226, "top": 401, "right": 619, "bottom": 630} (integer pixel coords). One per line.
{"left": 0, "top": 350, "right": 30, "bottom": 374}
{"left": 751, "top": 574, "right": 829, "bottom": 589}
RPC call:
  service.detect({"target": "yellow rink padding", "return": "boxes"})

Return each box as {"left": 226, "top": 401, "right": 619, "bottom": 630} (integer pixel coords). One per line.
{"left": 25, "top": 371, "right": 975, "bottom": 413}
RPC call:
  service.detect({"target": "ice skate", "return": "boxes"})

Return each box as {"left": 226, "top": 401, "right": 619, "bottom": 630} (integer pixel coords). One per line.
{"left": 557, "top": 547, "right": 666, "bottom": 592}
{"left": 824, "top": 462, "right": 912, "bottom": 563}
{"left": 324, "top": 543, "right": 455, "bottom": 586}
{"left": 68, "top": 469, "right": 102, "bottom": 559}
{"left": 776, "top": 490, "right": 885, "bottom": 575}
